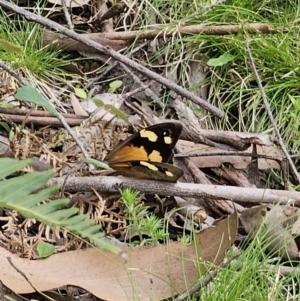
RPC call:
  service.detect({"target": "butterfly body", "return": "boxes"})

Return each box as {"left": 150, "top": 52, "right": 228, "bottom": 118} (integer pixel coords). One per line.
{"left": 105, "top": 123, "right": 183, "bottom": 182}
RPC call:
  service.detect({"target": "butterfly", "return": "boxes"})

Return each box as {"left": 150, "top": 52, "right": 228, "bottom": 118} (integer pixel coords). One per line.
{"left": 105, "top": 122, "right": 183, "bottom": 182}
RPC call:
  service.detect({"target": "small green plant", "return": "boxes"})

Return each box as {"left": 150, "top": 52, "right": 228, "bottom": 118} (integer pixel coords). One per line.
{"left": 108, "top": 80, "right": 123, "bottom": 93}
{"left": 178, "top": 233, "right": 193, "bottom": 245}
{"left": 37, "top": 241, "right": 55, "bottom": 258}
{"left": 9, "top": 125, "right": 30, "bottom": 141}
{"left": 74, "top": 85, "right": 128, "bottom": 122}
{"left": 75, "top": 80, "right": 122, "bottom": 99}
{"left": 74, "top": 87, "right": 95, "bottom": 100}
{"left": 0, "top": 7, "right": 78, "bottom": 95}
{"left": 0, "top": 119, "right": 28, "bottom": 140}
{"left": 120, "top": 188, "right": 166, "bottom": 245}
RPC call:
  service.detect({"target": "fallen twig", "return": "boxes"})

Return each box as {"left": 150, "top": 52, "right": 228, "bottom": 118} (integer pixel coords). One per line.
{"left": 47, "top": 176, "right": 300, "bottom": 205}
{"left": 175, "top": 151, "right": 284, "bottom": 162}
{"left": 45, "top": 22, "right": 281, "bottom": 43}
{"left": 0, "top": 0, "right": 223, "bottom": 118}
{"left": 0, "top": 107, "right": 87, "bottom": 119}
{"left": 0, "top": 113, "right": 85, "bottom": 127}
{"left": 61, "top": 0, "right": 73, "bottom": 30}
{"left": 245, "top": 39, "right": 300, "bottom": 184}
{"left": 0, "top": 60, "right": 29, "bottom": 86}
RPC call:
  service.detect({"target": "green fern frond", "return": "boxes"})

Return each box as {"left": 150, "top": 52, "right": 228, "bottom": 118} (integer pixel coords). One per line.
{"left": 0, "top": 158, "right": 120, "bottom": 254}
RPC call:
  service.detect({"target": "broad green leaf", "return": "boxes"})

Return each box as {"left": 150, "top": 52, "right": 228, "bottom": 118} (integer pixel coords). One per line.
{"left": 207, "top": 53, "right": 235, "bottom": 67}
{"left": 94, "top": 98, "right": 105, "bottom": 107}
{"left": 74, "top": 88, "right": 87, "bottom": 100}
{"left": 0, "top": 38, "right": 23, "bottom": 53}
{"left": 15, "top": 86, "right": 58, "bottom": 115}
{"left": 108, "top": 80, "right": 123, "bottom": 93}
{"left": 37, "top": 242, "right": 55, "bottom": 258}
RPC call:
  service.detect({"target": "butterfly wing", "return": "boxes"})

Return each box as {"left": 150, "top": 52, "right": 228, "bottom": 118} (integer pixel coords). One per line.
{"left": 111, "top": 161, "right": 183, "bottom": 182}
{"left": 105, "top": 122, "right": 182, "bottom": 165}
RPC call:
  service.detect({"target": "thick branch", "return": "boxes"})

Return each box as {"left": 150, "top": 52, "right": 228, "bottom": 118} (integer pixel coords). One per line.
{"left": 47, "top": 176, "right": 300, "bottom": 205}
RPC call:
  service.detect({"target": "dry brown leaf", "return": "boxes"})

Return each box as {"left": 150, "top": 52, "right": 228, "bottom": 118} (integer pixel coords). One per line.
{"left": 240, "top": 204, "right": 300, "bottom": 260}
{"left": 1, "top": 209, "right": 237, "bottom": 300}
{"left": 70, "top": 93, "right": 89, "bottom": 116}
{"left": 177, "top": 140, "right": 282, "bottom": 170}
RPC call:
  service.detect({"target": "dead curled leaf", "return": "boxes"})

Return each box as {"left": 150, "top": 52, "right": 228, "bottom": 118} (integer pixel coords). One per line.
{"left": 0, "top": 210, "right": 237, "bottom": 300}
{"left": 240, "top": 204, "right": 300, "bottom": 260}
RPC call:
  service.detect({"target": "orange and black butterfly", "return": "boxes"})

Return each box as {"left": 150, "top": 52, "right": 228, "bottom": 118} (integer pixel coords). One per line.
{"left": 105, "top": 122, "right": 183, "bottom": 182}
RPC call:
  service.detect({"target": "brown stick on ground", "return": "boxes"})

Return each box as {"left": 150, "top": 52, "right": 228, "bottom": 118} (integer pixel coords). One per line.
{"left": 0, "top": 108, "right": 87, "bottom": 119}
{"left": 0, "top": 0, "right": 223, "bottom": 118}
{"left": 47, "top": 176, "right": 300, "bottom": 205}
{"left": 43, "top": 31, "right": 132, "bottom": 52}
{"left": 44, "top": 23, "right": 281, "bottom": 46}
{"left": 0, "top": 113, "right": 85, "bottom": 127}
{"left": 0, "top": 108, "right": 86, "bottom": 127}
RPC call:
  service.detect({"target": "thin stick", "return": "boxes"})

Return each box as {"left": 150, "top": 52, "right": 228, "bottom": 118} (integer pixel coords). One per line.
{"left": 0, "top": 107, "right": 87, "bottom": 119}
{"left": 0, "top": 60, "right": 29, "bottom": 86}
{"left": 0, "top": 0, "right": 224, "bottom": 118}
{"left": 175, "top": 151, "right": 284, "bottom": 162}
{"left": 245, "top": 39, "right": 300, "bottom": 184}
{"left": 7, "top": 257, "right": 55, "bottom": 301}
{"left": 0, "top": 113, "right": 85, "bottom": 127}
{"left": 56, "top": 113, "right": 90, "bottom": 159}
{"left": 61, "top": 0, "right": 74, "bottom": 30}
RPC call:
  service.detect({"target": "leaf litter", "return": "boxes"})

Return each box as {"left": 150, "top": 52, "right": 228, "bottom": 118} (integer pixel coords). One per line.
{"left": 0, "top": 0, "right": 299, "bottom": 300}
